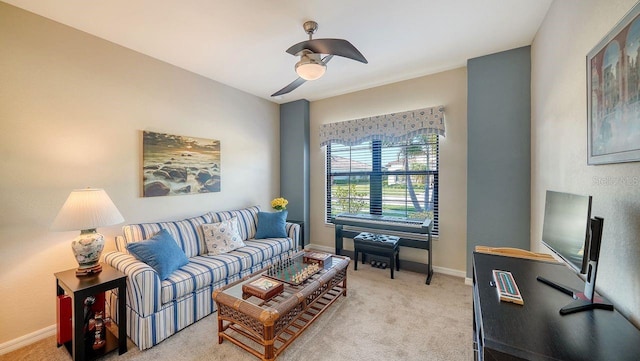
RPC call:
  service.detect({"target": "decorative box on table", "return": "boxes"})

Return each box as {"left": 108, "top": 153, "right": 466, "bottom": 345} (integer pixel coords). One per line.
{"left": 303, "top": 252, "right": 332, "bottom": 269}
{"left": 242, "top": 277, "right": 284, "bottom": 300}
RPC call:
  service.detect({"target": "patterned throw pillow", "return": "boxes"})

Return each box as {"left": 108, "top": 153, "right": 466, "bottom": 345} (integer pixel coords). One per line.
{"left": 202, "top": 217, "right": 246, "bottom": 255}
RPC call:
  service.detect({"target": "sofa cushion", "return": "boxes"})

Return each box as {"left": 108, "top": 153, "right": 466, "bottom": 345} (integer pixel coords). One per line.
{"left": 159, "top": 236, "right": 296, "bottom": 304}
{"left": 121, "top": 213, "right": 212, "bottom": 257}
{"left": 240, "top": 237, "right": 296, "bottom": 264}
{"left": 254, "top": 211, "right": 288, "bottom": 239}
{"left": 208, "top": 205, "right": 260, "bottom": 241}
{"left": 127, "top": 229, "right": 189, "bottom": 280}
{"left": 202, "top": 217, "right": 246, "bottom": 255}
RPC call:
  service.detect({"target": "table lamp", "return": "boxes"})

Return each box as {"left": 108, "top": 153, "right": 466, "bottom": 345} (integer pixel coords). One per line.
{"left": 51, "top": 188, "right": 124, "bottom": 276}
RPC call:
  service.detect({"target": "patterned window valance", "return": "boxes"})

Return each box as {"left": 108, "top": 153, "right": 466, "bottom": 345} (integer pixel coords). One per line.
{"left": 319, "top": 106, "right": 445, "bottom": 147}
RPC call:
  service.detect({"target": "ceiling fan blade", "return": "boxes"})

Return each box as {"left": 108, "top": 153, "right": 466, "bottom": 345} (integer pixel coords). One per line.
{"left": 287, "top": 39, "right": 368, "bottom": 64}
{"left": 322, "top": 54, "right": 334, "bottom": 64}
{"left": 271, "top": 77, "right": 307, "bottom": 97}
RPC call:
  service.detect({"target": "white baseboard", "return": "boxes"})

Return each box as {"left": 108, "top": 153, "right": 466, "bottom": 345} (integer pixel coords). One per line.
{"left": 0, "top": 324, "right": 56, "bottom": 355}
{"left": 434, "top": 266, "right": 467, "bottom": 280}
{"left": 306, "top": 242, "right": 469, "bottom": 282}
{"left": 304, "top": 243, "right": 334, "bottom": 253}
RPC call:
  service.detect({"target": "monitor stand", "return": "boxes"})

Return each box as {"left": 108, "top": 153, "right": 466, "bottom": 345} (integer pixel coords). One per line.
{"left": 537, "top": 273, "right": 613, "bottom": 315}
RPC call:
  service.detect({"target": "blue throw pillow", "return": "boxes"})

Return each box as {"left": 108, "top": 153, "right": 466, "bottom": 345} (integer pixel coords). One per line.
{"left": 126, "top": 229, "right": 189, "bottom": 280}
{"left": 254, "top": 211, "right": 288, "bottom": 239}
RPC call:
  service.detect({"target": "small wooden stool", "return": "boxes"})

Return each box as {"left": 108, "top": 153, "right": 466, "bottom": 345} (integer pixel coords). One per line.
{"left": 353, "top": 232, "right": 400, "bottom": 279}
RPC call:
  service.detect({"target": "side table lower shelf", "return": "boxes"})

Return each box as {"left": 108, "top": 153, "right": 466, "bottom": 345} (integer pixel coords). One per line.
{"left": 55, "top": 263, "right": 127, "bottom": 361}
{"left": 60, "top": 323, "right": 121, "bottom": 360}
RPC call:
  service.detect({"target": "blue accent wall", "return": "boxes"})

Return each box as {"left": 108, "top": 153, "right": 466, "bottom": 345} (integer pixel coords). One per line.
{"left": 466, "top": 46, "right": 531, "bottom": 276}
{"left": 280, "top": 100, "right": 310, "bottom": 245}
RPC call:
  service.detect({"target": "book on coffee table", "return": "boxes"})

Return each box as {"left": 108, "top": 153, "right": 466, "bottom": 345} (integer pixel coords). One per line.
{"left": 242, "top": 277, "right": 284, "bottom": 300}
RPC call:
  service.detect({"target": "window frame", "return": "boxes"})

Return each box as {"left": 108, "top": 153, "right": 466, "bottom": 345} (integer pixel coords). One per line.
{"left": 325, "top": 136, "right": 439, "bottom": 235}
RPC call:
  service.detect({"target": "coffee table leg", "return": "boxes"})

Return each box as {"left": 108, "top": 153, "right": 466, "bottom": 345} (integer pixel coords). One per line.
{"left": 264, "top": 325, "right": 275, "bottom": 360}
{"left": 218, "top": 318, "right": 224, "bottom": 344}
{"left": 343, "top": 277, "right": 348, "bottom": 297}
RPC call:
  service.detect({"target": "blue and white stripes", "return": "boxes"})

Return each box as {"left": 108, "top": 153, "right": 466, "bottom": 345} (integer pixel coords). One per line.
{"left": 208, "top": 205, "right": 260, "bottom": 241}
{"left": 119, "top": 214, "right": 213, "bottom": 257}
{"left": 103, "top": 206, "right": 300, "bottom": 350}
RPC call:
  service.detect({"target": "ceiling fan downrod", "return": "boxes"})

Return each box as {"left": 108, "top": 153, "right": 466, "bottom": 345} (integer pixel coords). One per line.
{"left": 303, "top": 21, "right": 318, "bottom": 40}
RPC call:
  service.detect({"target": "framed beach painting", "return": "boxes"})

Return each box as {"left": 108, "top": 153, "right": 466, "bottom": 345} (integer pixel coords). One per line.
{"left": 587, "top": 2, "right": 640, "bottom": 164}
{"left": 142, "top": 131, "right": 221, "bottom": 197}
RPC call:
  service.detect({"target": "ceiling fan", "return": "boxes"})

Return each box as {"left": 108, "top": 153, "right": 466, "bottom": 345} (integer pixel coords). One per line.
{"left": 271, "top": 20, "right": 368, "bottom": 97}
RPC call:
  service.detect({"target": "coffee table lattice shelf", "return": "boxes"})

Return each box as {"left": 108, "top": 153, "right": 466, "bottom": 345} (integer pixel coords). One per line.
{"left": 213, "top": 253, "right": 349, "bottom": 361}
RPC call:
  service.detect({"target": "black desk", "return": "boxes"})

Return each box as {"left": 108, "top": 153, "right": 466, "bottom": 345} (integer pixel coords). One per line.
{"left": 472, "top": 252, "right": 640, "bottom": 361}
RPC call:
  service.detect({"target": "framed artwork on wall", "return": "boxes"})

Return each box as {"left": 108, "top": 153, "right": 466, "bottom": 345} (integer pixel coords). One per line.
{"left": 587, "top": 1, "right": 640, "bottom": 165}
{"left": 142, "top": 130, "right": 220, "bottom": 197}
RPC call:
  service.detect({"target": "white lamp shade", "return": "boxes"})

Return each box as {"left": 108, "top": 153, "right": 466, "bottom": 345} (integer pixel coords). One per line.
{"left": 51, "top": 188, "right": 124, "bottom": 231}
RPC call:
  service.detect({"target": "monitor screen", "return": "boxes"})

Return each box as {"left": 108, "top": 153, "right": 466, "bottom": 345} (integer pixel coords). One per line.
{"left": 542, "top": 190, "right": 592, "bottom": 274}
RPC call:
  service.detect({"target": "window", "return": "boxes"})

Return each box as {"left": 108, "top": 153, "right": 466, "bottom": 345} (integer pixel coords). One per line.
{"left": 326, "top": 134, "right": 439, "bottom": 235}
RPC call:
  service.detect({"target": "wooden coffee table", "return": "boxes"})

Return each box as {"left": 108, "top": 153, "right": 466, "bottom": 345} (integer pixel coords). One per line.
{"left": 213, "top": 253, "right": 349, "bottom": 361}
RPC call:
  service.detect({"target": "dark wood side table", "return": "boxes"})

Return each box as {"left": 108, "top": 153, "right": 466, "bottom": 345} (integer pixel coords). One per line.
{"left": 55, "top": 263, "right": 127, "bottom": 361}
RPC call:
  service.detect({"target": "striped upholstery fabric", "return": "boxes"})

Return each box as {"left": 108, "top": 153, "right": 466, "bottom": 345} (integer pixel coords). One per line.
{"left": 284, "top": 222, "right": 300, "bottom": 250}
{"left": 160, "top": 237, "right": 295, "bottom": 304}
{"left": 208, "top": 205, "right": 260, "bottom": 241}
{"left": 104, "top": 252, "right": 162, "bottom": 317}
{"left": 119, "top": 214, "right": 213, "bottom": 257}
{"left": 114, "top": 235, "right": 127, "bottom": 252}
{"left": 103, "top": 207, "right": 301, "bottom": 350}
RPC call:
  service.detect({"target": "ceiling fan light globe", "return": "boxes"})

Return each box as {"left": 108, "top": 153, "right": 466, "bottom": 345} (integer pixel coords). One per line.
{"left": 295, "top": 60, "right": 326, "bottom": 81}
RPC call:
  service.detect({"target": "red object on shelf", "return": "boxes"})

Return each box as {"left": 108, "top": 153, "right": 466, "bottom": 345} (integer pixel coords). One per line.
{"left": 94, "top": 292, "right": 106, "bottom": 317}
{"left": 56, "top": 292, "right": 107, "bottom": 345}
{"left": 56, "top": 295, "right": 72, "bottom": 344}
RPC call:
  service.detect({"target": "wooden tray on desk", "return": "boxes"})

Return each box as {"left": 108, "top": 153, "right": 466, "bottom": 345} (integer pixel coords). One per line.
{"left": 475, "top": 246, "right": 558, "bottom": 262}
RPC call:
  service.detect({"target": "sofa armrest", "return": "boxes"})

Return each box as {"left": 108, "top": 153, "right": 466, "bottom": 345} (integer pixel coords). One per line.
{"left": 103, "top": 251, "right": 162, "bottom": 317}
{"left": 285, "top": 222, "right": 301, "bottom": 250}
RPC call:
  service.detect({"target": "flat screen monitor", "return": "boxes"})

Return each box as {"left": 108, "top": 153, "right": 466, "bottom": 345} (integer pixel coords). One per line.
{"left": 541, "top": 190, "right": 592, "bottom": 274}
{"left": 538, "top": 190, "right": 612, "bottom": 315}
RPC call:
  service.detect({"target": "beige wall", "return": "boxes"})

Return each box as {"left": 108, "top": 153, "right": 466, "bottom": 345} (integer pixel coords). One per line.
{"left": 532, "top": 0, "right": 640, "bottom": 326}
{"left": 309, "top": 68, "right": 468, "bottom": 273}
{"left": 0, "top": 3, "right": 280, "bottom": 345}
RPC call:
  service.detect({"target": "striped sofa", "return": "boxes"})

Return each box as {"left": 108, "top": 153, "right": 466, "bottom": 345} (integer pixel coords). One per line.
{"left": 103, "top": 205, "right": 300, "bottom": 350}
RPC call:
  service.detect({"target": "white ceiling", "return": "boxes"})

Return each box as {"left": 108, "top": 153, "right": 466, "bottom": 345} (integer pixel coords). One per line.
{"left": 4, "top": 0, "right": 553, "bottom": 104}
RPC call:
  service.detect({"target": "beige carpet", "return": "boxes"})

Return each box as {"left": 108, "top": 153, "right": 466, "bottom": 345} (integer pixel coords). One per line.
{"left": 2, "top": 263, "right": 473, "bottom": 361}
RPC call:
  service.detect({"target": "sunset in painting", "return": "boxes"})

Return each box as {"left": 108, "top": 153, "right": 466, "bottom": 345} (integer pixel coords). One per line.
{"left": 143, "top": 131, "right": 220, "bottom": 197}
